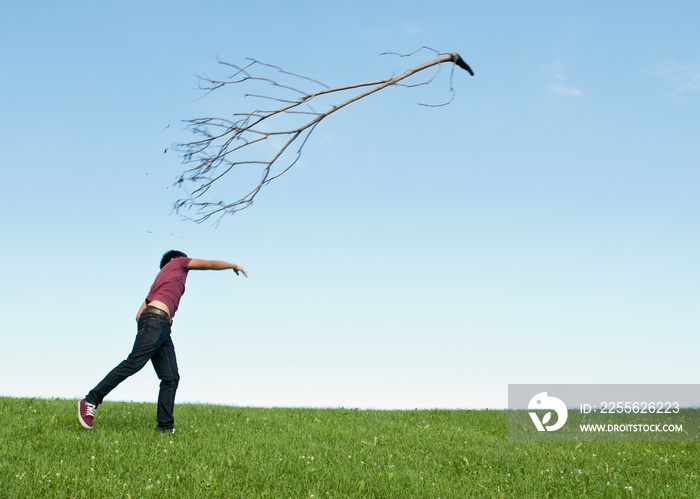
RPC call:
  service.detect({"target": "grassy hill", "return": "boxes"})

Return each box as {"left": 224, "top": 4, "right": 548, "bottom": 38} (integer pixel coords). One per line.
{"left": 1, "top": 397, "right": 697, "bottom": 497}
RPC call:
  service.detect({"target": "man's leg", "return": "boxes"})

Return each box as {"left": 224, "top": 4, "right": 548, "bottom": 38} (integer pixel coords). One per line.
{"left": 151, "top": 335, "right": 180, "bottom": 431}
{"left": 85, "top": 314, "right": 170, "bottom": 407}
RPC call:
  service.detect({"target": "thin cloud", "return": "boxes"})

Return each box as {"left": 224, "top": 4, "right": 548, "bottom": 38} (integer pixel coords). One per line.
{"left": 653, "top": 59, "right": 700, "bottom": 94}
{"left": 546, "top": 62, "right": 584, "bottom": 98}
{"left": 549, "top": 84, "right": 584, "bottom": 97}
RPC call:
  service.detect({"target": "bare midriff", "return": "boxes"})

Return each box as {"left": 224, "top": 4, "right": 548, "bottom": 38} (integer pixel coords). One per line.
{"left": 136, "top": 300, "right": 171, "bottom": 321}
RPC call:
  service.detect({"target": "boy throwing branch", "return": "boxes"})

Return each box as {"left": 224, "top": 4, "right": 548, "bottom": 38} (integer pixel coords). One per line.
{"left": 78, "top": 250, "right": 247, "bottom": 432}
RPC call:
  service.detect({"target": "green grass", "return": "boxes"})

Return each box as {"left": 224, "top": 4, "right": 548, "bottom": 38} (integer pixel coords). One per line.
{"left": 1, "top": 397, "right": 698, "bottom": 498}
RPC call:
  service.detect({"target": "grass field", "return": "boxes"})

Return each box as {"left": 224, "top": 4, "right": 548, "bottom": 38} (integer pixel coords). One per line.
{"left": 1, "top": 397, "right": 698, "bottom": 497}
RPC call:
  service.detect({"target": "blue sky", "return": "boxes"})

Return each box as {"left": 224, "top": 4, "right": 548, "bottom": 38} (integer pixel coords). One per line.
{"left": 1, "top": 1, "right": 699, "bottom": 409}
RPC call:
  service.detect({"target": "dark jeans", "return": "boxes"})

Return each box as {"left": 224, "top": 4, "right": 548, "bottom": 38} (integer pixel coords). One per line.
{"left": 86, "top": 311, "right": 180, "bottom": 430}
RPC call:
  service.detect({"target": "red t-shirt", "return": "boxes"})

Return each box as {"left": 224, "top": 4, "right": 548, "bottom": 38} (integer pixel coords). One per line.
{"left": 145, "top": 257, "right": 192, "bottom": 318}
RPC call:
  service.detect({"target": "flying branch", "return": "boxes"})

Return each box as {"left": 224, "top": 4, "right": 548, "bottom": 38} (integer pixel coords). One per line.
{"left": 173, "top": 48, "right": 474, "bottom": 222}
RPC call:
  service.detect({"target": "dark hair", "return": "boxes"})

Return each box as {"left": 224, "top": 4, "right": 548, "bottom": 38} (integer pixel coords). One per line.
{"left": 160, "top": 250, "right": 188, "bottom": 269}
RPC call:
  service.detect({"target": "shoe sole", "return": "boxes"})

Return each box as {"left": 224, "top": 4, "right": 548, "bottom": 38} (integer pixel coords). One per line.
{"left": 78, "top": 400, "right": 93, "bottom": 430}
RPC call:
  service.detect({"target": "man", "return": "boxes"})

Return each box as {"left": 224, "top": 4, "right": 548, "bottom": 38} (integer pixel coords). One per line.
{"left": 78, "top": 250, "right": 247, "bottom": 432}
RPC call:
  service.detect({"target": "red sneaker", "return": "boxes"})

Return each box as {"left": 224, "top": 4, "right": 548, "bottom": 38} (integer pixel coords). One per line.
{"left": 78, "top": 399, "right": 96, "bottom": 429}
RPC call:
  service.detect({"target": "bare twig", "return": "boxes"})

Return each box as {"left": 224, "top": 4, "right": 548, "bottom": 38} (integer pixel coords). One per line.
{"left": 174, "top": 49, "right": 473, "bottom": 222}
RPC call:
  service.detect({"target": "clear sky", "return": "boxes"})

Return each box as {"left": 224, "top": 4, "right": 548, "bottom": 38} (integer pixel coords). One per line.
{"left": 2, "top": 1, "right": 699, "bottom": 409}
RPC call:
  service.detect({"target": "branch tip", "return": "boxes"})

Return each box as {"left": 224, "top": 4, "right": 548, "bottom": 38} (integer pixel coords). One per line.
{"left": 451, "top": 53, "right": 474, "bottom": 76}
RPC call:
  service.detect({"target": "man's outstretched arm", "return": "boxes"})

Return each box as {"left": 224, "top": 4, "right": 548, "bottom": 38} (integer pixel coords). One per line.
{"left": 187, "top": 259, "right": 248, "bottom": 277}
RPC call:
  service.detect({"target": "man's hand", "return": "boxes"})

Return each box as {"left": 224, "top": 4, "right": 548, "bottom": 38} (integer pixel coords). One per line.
{"left": 232, "top": 265, "right": 248, "bottom": 277}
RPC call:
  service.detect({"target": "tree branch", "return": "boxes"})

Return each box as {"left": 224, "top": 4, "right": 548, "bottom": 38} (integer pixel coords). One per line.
{"left": 173, "top": 48, "right": 473, "bottom": 222}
